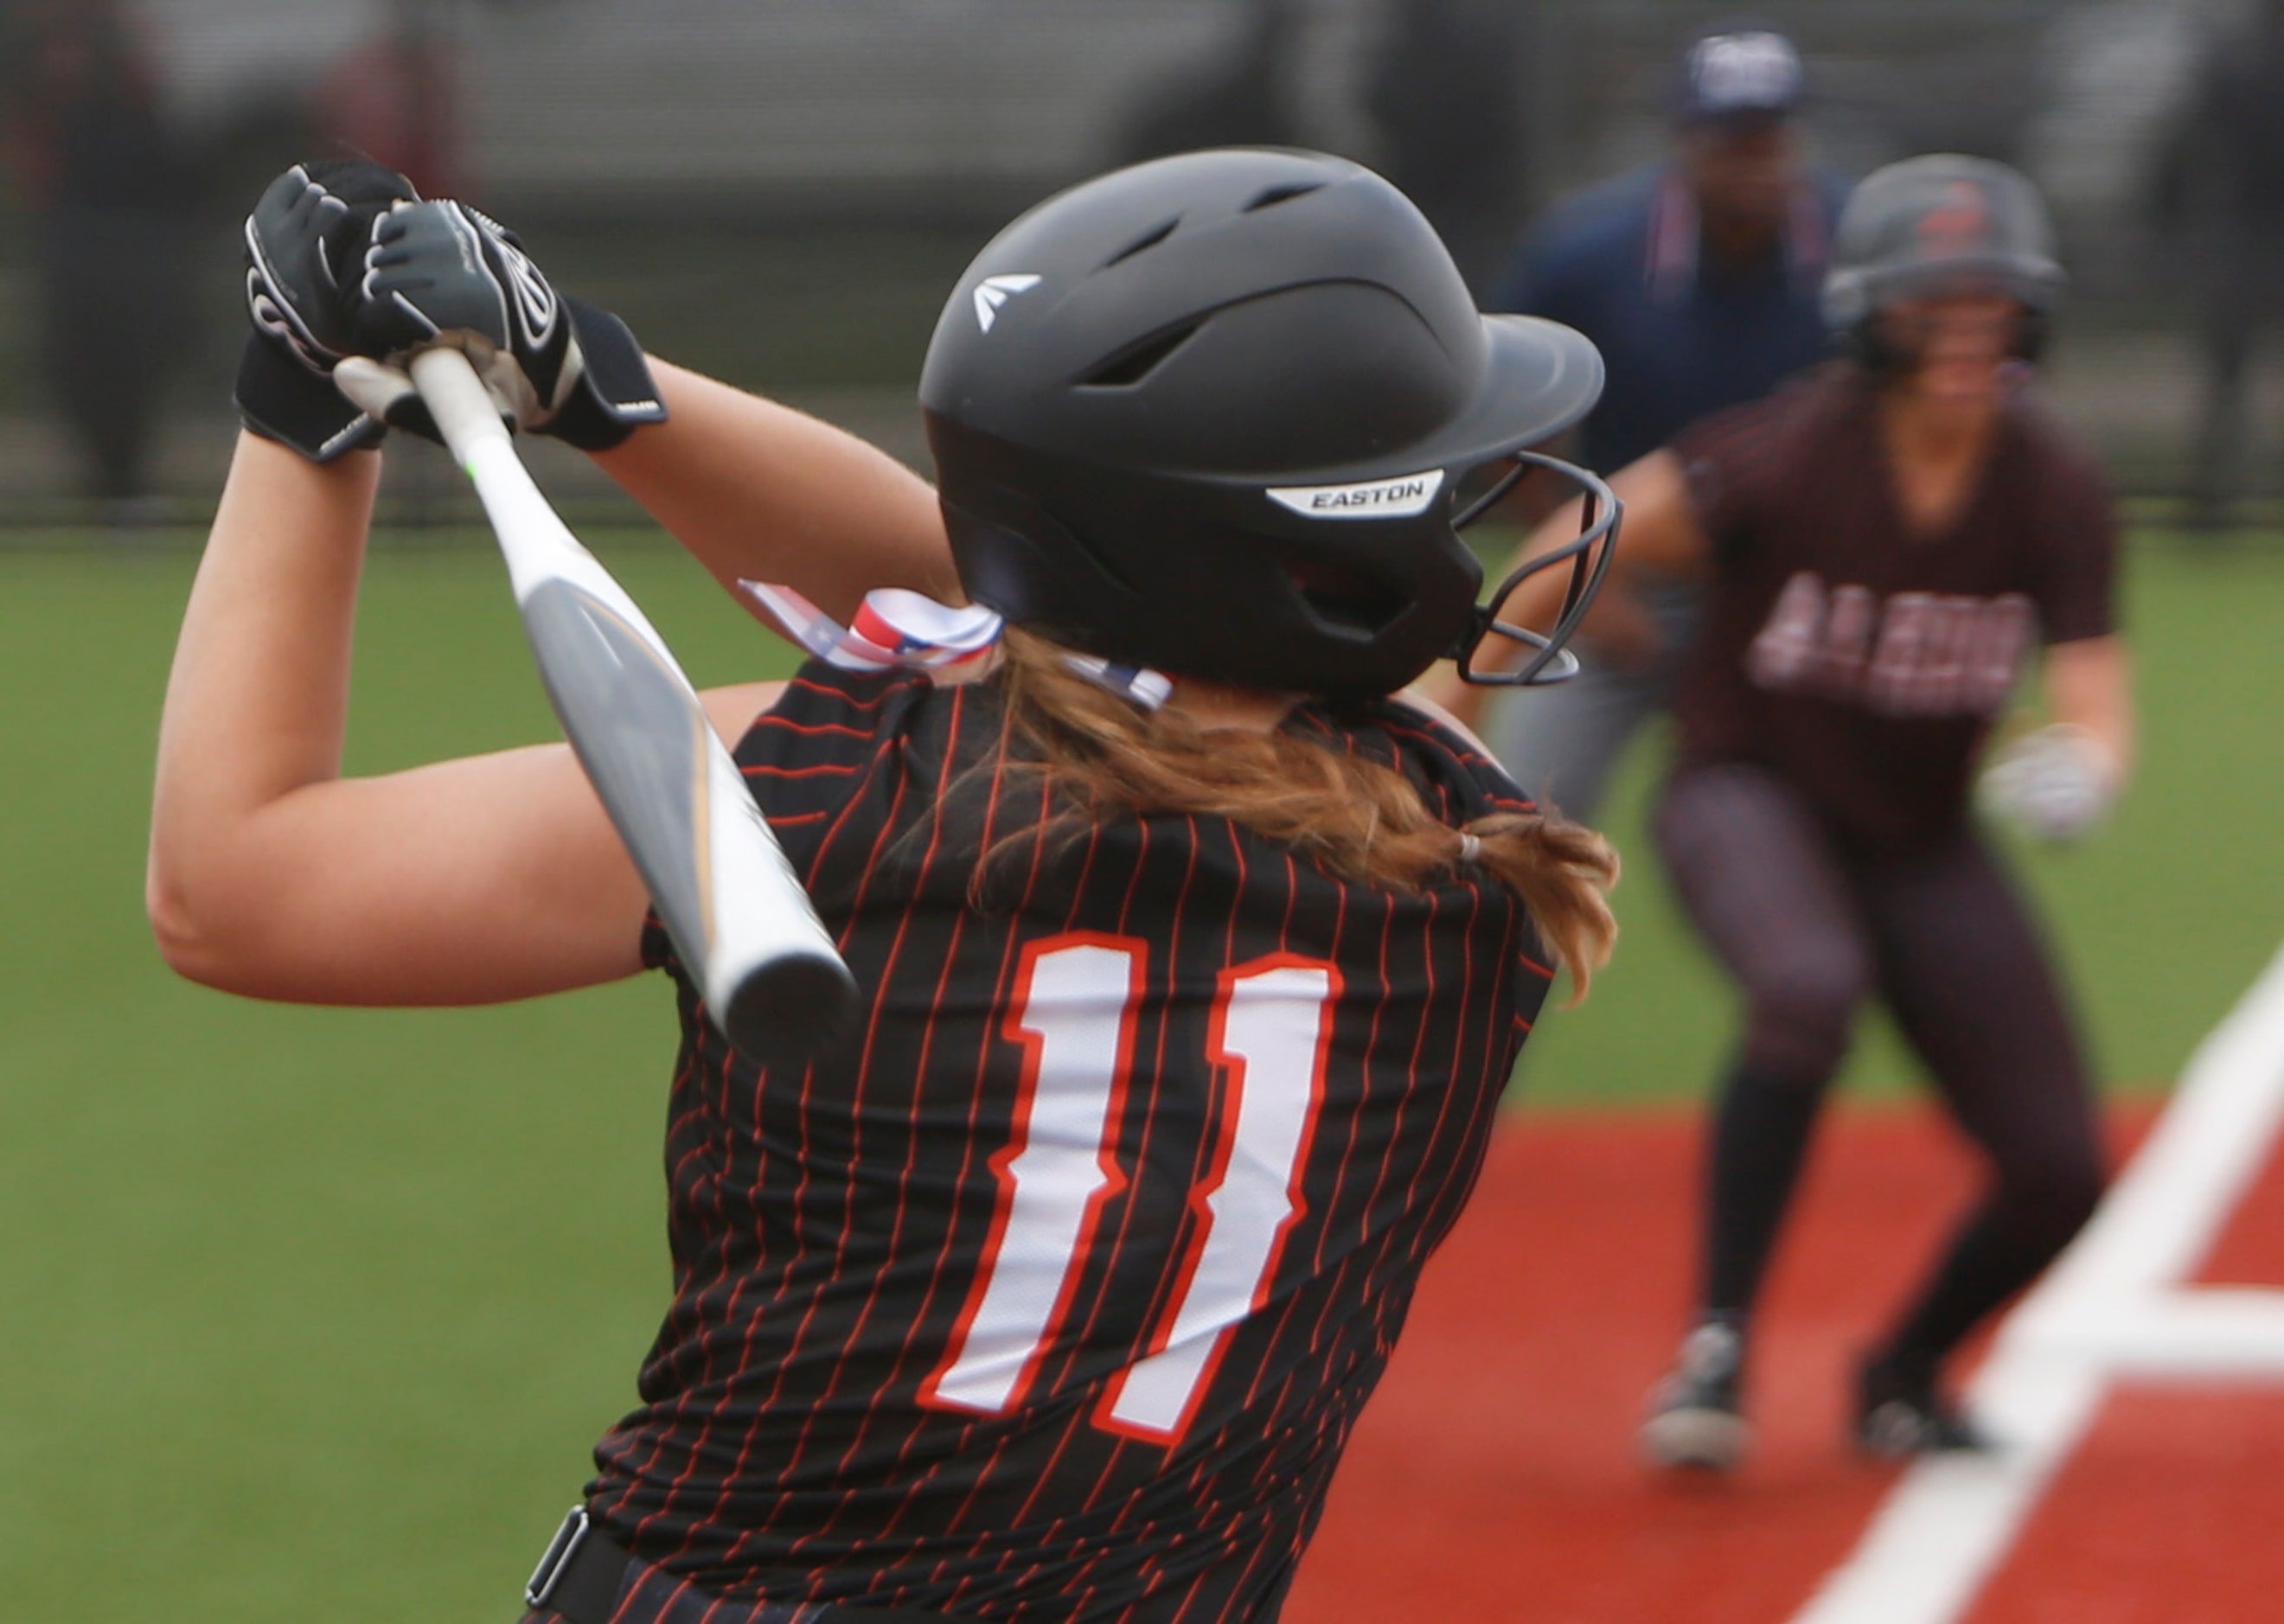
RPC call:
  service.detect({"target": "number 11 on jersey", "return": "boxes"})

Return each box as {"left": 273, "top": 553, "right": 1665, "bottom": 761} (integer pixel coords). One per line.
{"left": 921, "top": 937, "right": 1340, "bottom": 1446}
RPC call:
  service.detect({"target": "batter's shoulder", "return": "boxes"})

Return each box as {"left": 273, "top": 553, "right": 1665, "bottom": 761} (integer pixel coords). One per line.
{"left": 1347, "top": 696, "right": 1537, "bottom": 822}
{"left": 734, "top": 656, "right": 985, "bottom": 806}
{"left": 745, "top": 657, "right": 931, "bottom": 745}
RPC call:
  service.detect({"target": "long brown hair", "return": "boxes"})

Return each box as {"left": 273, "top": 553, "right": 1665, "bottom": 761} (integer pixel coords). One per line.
{"left": 987, "top": 630, "right": 1618, "bottom": 999}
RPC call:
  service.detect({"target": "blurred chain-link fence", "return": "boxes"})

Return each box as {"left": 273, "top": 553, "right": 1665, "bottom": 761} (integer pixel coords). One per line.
{"left": 0, "top": 0, "right": 2274, "bottom": 524}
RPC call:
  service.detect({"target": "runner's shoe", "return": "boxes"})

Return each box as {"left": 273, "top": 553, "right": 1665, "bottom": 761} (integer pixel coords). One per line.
{"left": 1640, "top": 1320, "right": 1750, "bottom": 1471}
{"left": 1853, "top": 1356, "right": 1996, "bottom": 1459}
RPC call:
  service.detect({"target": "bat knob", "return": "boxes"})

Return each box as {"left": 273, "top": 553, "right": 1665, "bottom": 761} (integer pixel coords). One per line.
{"left": 720, "top": 952, "right": 862, "bottom": 1067}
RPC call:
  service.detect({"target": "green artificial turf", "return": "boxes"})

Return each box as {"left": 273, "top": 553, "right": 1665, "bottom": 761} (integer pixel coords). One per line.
{"left": 0, "top": 528, "right": 2279, "bottom": 1620}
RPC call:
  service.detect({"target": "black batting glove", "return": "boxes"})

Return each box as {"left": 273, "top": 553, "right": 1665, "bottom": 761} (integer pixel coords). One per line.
{"left": 236, "top": 161, "right": 420, "bottom": 461}
{"left": 336, "top": 200, "right": 665, "bottom": 451}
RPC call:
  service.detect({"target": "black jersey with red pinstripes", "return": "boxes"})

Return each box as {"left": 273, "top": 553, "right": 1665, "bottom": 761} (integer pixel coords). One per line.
{"left": 584, "top": 659, "right": 1551, "bottom": 1621}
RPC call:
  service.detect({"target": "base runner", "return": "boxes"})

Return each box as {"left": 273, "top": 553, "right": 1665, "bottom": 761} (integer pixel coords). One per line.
{"left": 1442, "top": 155, "right": 2133, "bottom": 1471}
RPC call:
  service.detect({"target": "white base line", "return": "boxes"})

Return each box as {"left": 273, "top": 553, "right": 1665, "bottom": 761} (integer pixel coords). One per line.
{"left": 1788, "top": 940, "right": 2284, "bottom": 1624}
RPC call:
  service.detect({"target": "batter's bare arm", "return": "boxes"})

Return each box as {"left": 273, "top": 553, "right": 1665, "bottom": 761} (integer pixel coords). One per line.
{"left": 1429, "top": 448, "right": 1711, "bottom": 726}
{"left": 148, "top": 432, "right": 783, "bottom": 1005}
{"left": 592, "top": 361, "right": 962, "bottom": 623}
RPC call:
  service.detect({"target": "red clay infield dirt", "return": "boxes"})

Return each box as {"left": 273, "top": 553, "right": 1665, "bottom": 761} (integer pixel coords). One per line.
{"left": 1283, "top": 1104, "right": 2284, "bottom": 1624}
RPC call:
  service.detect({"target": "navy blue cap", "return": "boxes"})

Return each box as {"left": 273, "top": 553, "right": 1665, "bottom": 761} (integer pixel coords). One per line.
{"left": 1674, "top": 28, "right": 1805, "bottom": 124}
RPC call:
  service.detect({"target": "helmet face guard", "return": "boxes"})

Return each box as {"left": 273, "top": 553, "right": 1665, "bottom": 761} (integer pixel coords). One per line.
{"left": 1449, "top": 451, "right": 1623, "bottom": 688}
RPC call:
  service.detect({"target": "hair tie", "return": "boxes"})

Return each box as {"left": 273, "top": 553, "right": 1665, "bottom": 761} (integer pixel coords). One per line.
{"left": 1456, "top": 831, "right": 1483, "bottom": 865}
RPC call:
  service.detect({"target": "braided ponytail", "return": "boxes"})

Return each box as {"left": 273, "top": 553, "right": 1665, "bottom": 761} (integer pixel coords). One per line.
{"left": 1445, "top": 811, "right": 1622, "bottom": 1000}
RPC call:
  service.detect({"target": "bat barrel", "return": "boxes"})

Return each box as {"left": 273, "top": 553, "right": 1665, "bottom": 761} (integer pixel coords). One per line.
{"left": 720, "top": 951, "right": 862, "bottom": 1066}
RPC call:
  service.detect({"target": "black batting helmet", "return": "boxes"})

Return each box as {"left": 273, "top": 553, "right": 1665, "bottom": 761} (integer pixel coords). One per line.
{"left": 919, "top": 148, "right": 1613, "bottom": 699}
{"left": 1822, "top": 154, "right": 2065, "bottom": 361}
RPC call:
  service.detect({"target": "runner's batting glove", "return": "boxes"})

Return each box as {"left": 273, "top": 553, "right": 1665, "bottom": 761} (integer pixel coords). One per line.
{"left": 1977, "top": 724, "right": 2119, "bottom": 843}
{"left": 331, "top": 199, "right": 665, "bottom": 450}
{"left": 236, "top": 161, "right": 419, "bottom": 461}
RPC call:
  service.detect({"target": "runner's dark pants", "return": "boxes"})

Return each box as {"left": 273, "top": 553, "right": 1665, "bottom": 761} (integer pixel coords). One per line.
{"left": 1654, "top": 764, "right": 2107, "bottom": 1372}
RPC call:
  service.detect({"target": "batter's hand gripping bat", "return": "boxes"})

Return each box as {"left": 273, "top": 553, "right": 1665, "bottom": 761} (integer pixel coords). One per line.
{"left": 408, "top": 345, "right": 859, "bottom": 1065}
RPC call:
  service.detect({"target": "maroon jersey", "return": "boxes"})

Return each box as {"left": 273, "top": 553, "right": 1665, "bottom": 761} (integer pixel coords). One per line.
{"left": 1669, "top": 366, "right": 2118, "bottom": 854}
{"left": 585, "top": 661, "right": 1550, "bottom": 1621}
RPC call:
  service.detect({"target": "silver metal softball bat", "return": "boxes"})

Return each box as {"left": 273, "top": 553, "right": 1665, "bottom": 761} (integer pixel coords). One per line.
{"left": 409, "top": 345, "right": 858, "bottom": 1065}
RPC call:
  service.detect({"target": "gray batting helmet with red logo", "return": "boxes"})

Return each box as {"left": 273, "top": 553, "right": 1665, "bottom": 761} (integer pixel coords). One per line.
{"left": 1820, "top": 154, "right": 2066, "bottom": 332}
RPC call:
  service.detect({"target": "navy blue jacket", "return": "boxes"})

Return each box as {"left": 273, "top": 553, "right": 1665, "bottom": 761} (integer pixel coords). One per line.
{"left": 1487, "top": 162, "right": 1851, "bottom": 473}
